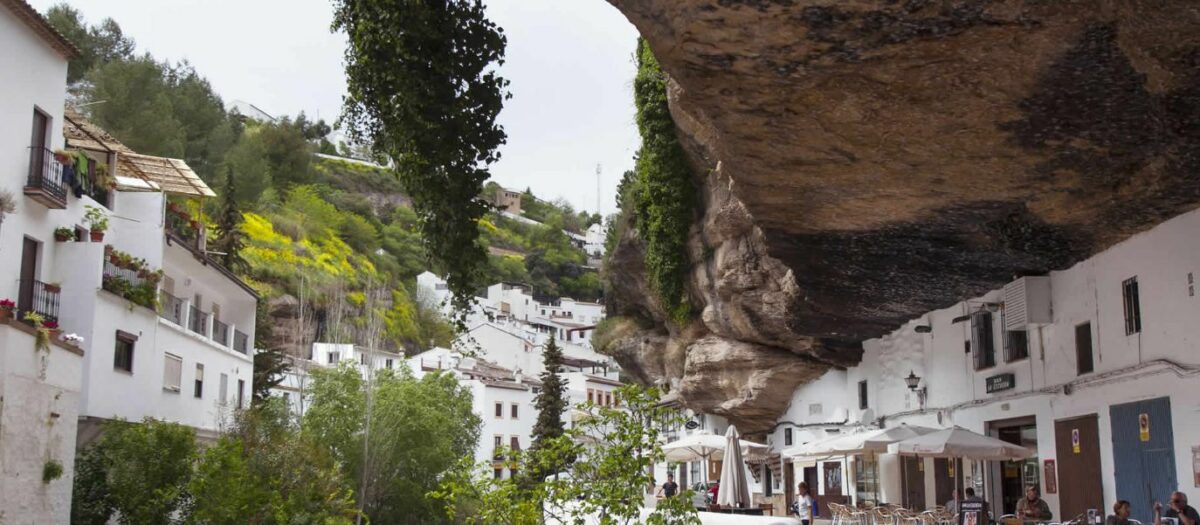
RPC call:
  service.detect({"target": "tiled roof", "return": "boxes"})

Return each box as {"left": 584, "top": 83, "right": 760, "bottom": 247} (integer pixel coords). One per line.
{"left": 64, "top": 110, "right": 214, "bottom": 198}
{"left": 2, "top": 0, "right": 80, "bottom": 58}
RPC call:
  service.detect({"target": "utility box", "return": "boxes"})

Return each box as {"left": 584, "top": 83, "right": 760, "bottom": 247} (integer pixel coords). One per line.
{"left": 1003, "top": 276, "right": 1052, "bottom": 329}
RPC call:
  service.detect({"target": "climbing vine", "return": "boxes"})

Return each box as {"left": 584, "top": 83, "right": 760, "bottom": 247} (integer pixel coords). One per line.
{"left": 333, "top": 0, "right": 509, "bottom": 323}
{"left": 632, "top": 39, "right": 697, "bottom": 323}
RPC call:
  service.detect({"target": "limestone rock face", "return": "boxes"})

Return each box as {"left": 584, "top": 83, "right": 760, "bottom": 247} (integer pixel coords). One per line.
{"left": 602, "top": 0, "right": 1200, "bottom": 431}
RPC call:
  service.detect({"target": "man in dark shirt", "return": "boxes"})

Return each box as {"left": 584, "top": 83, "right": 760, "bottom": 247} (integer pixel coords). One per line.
{"left": 1017, "top": 486, "right": 1053, "bottom": 521}
{"left": 657, "top": 473, "right": 679, "bottom": 498}
{"left": 1156, "top": 492, "right": 1200, "bottom": 525}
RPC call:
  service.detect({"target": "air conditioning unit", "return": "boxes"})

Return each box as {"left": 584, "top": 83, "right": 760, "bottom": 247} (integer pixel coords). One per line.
{"left": 1003, "top": 276, "right": 1052, "bottom": 329}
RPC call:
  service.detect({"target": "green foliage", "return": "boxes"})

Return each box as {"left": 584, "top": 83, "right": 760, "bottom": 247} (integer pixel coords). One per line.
{"left": 632, "top": 40, "right": 697, "bottom": 324}
{"left": 435, "top": 385, "right": 699, "bottom": 525}
{"left": 334, "top": 0, "right": 510, "bottom": 323}
{"left": 42, "top": 459, "right": 64, "bottom": 483}
{"left": 210, "top": 167, "right": 250, "bottom": 273}
{"left": 73, "top": 419, "right": 197, "bottom": 525}
{"left": 45, "top": 3, "right": 134, "bottom": 84}
{"left": 530, "top": 336, "right": 568, "bottom": 481}
{"left": 303, "top": 363, "right": 481, "bottom": 524}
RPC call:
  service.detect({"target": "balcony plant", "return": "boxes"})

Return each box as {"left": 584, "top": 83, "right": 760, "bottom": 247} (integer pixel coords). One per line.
{"left": 102, "top": 246, "right": 161, "bottom": 311}
{"left": 0, "top": 189, "right": 14, "bottom": 228}
{"left": 54, "top": 227, "right": 75, "bottom": 242}
{"left": 95, "top": 162, "right": 116, "bottom": 189}
{"left": 43, "top": 282, "right": 62, "bottom": 294}
{"left": 23, "top": 312, "right": 52, "bottom": 354}
{"left": 0, "top": 298, "right": 14, "bottom": 321}
{"left": 53, "top": 149, "right": 72, "bottom": 164}
{"left": 84, "top": 205, "right": 109, "bottom": 241}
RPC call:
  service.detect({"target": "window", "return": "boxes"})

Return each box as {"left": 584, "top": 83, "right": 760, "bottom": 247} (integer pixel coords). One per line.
{"left": 587, "top": 389, "right": 594, "bottom": 404}
{"left": 163, "top": 354, "right": 182, "bottom": 392}
{"left": 237, "top": 379, "right": 245, "bottom": 408}
{"left": 360, "top": 354, "right": 367, "bottom": 365}
{"left": 511, "top": 403, "right": 519, "bottom": 419}
{"left": 495, "top": 402, "right": 503, "bottom": 418}
{"left": 763, "top": 465, "right": 774, "bottom": 497}
{"left": 114, "top": 331, "right": 136, "bottom": 372}
{"left": 1005, "top": 329, "right": 1029, "bottom": 362}
{"left": 385, "top": 358, "right": 393, "bottom": 369}
{"left": 784, "top": 428, "right": 793, "bottom": 446}
{"left": 510, "top": 436, "right": 520, "bottom": 451}
{"left": 194, "top": 364, "right": 204, "bottom": 398}
{"left": 328, "top": 351, "right": 340, "bottom": 364}
{"left": 219, "top": 373, "right": 229, "bottom": 405}
{"left": 1122, "top": 277, "right": 1142, "bottom": 335}
{"left": 1076, "top": 322, "right": 1094, "bottom": 375}
{"left": 971, "top": 311, "right": 996, "bottom": 370}
{"left": 493, "top": 435, "right": 503, "bottom": 459}
{"left": 858, "top": 380, "right": 868, "bottom": 410}
{"left": 493, "top": 468, "right": 503, "bottom": 479}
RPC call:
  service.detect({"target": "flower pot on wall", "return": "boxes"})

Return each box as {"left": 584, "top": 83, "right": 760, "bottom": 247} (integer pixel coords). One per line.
{"left": 90, "top": 231, "right": 105, "bottom": 242}
{"left": 0, "top": 309, "right": 11, "bottom": 322}
{"left": 54, "top": 233, "right": 72, "bottom": 242}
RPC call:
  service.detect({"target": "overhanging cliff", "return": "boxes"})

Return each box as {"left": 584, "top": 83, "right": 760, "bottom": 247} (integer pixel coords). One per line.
{"left": 602, "top": 0, "right": 1200, "bottom": 432}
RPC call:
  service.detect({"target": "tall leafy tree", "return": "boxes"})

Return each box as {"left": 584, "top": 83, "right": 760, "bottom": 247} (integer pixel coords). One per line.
{"left": 210, "top": 166, "right": 249, "bottom": 273}
{"left": 333, "top": 0, "right": 510, "bottom": 322}
{"left": 45, "top": 3, "right": 135, "bottom": 84}
{"left": 530, "top": 335, "right": 568, "bottom": 482}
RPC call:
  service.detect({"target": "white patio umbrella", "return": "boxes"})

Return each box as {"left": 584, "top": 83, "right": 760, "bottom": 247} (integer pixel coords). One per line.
{"left": 780, "top": 431, "right": 847, "bottom": 459}
{"left": 717, "top": 425, "right": 752, "bottom": 509}
{"left": 662, "top": 431, "right": 769, "bottom": 483}
{"left": 823, "top": 424, "right": 937, "bottom": 455}
{"left": 886, "top": 426, "right": 1035, "bottom": 460}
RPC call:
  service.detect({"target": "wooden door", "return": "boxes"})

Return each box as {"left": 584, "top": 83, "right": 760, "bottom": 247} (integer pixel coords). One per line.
{"left": 30, "top": 109, "right": 48, "bottom": 177}
{"left": 934, "top": 458, "right": 963, "bottom": 508}
{"left": 785, "top": 463, "right": 796, "bottom": 510}
{"left": 1055, "top": 415, "right": 1104, "bottom": 523}
{"left": 805, "top": 467, "right": 819, "bottom": 516}
{"left": 17, "top": 238, "right": 38, "bottom": 315}
{"left": 902, "top": 456, "right": 926, "bottom": 510}
{"left": 1110, "top": 397, "right": 1177, "bottom": 523}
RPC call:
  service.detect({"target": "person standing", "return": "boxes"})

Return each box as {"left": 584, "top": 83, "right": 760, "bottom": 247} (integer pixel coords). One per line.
{"left": 657, "top": 473, "right": 679, "bottom": 498}
{"left": 1156, "top": 492, "right": 1200, "bottom": 525}
{"left": 792, "top": 482, "right": 814, "bottom": 525}
{"left": 960, "top": 487, "right": 991, "bottom": 525}
{"left": 1108, "top": 500, "right": 1133, "bottom": 525}
{"left": 1017, "top": 486, "right": 1053, "bottom": 521}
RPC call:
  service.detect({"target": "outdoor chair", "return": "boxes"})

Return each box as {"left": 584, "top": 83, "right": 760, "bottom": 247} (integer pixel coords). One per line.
{"left": 759, "top": 503, "right": 774, "bottom": 516}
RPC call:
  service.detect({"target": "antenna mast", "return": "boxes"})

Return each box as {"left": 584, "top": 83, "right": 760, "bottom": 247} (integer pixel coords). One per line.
{"left": 595, "top": 163, "right": 602, "bottom": 216}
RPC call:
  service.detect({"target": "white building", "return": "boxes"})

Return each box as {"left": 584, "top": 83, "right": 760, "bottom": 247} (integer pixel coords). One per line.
{"left": 310, "top": 342, "right": 403, "bottom": 377}
{"left": 584, "top": 222, "right": 604, "bottom": 258}
{"left": 694, "top": 206, "right": 1200, "bottom": 522}
{"left": 0, "top": 3, "right": 85, "bottom": 520}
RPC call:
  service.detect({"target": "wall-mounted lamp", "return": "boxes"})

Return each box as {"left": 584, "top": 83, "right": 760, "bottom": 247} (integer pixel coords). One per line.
{"left": 904, "top": 370, "right": 928, "bottom": 408}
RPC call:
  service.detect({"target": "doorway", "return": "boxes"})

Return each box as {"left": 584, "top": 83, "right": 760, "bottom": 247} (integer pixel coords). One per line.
{"left": 785, "top": 463, "right": 796, "bottom": 510}
{"left": 1110, "top": 397, "right": 1177, "bottom": 523}
{"left": 901, "top": 456, "right": 927, "bottom": 510}
{"left": 1054, "top": 415, "right": 1103, "bottom": 522}
{"left": 934, "top": 458, "right": 964, "bottom": 508}
{"left": 989, "top": 417, "right": 1039, "bottom": 515}
{"left": 804, "top": 466, "right": 819, "bottom": 517}
{"left": 18, "top": 238, "right": 39, "bottom": 316}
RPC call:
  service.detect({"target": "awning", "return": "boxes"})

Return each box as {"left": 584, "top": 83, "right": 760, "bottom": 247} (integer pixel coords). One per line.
{"left": 887, "top": 426, "right": 1035, "bottom": 460}
{"left": 121, "top": 153, "right": 214, "bottom": 198}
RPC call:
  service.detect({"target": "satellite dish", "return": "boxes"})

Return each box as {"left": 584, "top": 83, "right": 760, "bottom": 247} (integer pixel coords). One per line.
{"left": 684, "top": 419, "right": 700, "bottom": 430}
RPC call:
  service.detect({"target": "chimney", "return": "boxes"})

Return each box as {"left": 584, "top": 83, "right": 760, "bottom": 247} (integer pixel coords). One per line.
{"left": 514, "top": 371, "right": 523, "bottom": 384}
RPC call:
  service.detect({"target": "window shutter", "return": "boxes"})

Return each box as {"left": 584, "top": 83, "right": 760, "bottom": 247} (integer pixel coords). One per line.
{"left": 164, "top": 354, "right": 182, "bottom": 391}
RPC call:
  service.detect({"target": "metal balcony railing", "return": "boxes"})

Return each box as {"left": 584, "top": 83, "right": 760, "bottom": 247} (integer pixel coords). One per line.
{"left": 165, "top": 208, "right": 202, "bottom": 251}
{"left": 233, "top": 330, "right": 249, "bottom": 354}
{"left": 18, "top": 279, "right": 61, "bottom": 324}
{"left": 188, "top": 305, "right": 209, "bottom": 336}
{"left": 24, "top": 147, "right": 66, "bottom": 209}
{"left": 212, "top": 319, "right": 230, "bottom": 347}
{"left": 160, "top": 292, "right": 185, "bottom": 325}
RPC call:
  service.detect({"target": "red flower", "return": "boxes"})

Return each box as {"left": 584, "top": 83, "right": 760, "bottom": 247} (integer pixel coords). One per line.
{"left": 43, "top": 320, "right": 59, "bottom": 330}
{"left": 0, "top": 299, "right": 14, "bottom": 309}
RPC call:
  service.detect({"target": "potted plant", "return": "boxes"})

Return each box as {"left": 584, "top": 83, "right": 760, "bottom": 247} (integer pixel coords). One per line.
{"left": 0, "top": 189, "right": 14, "bottom": 230}
{"left": 53, "top": 227, "right": 75, "bottom": 242}
{"left": 53, "top": 149, "right": 72, "bottom": 164}
{"left": 95, "top": 162, "right": 116, "bottom": 189}
{"left": 43, "top": 282, "right": 62, "bottom": 294}
{"left": 84, "top": 205, "right": 109, "bottom": 242}
{"left": 0, "top": 299, "right": 14, "bottom": 322}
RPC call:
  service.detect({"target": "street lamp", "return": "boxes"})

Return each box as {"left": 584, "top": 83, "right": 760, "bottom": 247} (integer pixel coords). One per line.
{"left": 905, "top": 371, "right": 927, "bottom": 409}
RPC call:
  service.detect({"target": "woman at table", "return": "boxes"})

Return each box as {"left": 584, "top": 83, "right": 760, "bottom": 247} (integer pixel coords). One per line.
{"left": 792, "top": 481, "right": 814, "bottom": 525}
{"left": 1108, "top": 500, "right": 1132, "bottom": 525}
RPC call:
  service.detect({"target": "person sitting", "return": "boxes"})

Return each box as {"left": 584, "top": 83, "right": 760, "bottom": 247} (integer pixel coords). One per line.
{"left": 1108, "top": 500, "right": 1133, "bottom": 525}
{"left": 1017, "top": 486, "right": 1053, "bottom": 521}
{"left": 1156, "top": 492, "right": 1200, "bottom": 525}
{"left": 946, "top": 489, "right": 960, "bottom": 515}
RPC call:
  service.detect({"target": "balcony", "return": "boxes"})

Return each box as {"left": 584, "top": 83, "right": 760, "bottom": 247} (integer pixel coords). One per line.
{"left": 188, "top": 305, "right": 209, "bottom": 336}
{"left": 212, "top": 318, "right": 230, "bottom": 347}
{"left": 160, "top": 291, "right": 185, "bottom": 325}
{"left": 165, "top": 205, "right": 203, "bottom": 252}
{"left": 24, "top": 148, "right": 66, "bottom": 209}
{"left": 233, "top": 330, "right": 249, "bottom": 354}
{"left": 17, "top": 279, "right": 61, "bottom": 324}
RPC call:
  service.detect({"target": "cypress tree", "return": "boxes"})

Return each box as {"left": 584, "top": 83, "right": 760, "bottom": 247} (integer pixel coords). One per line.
{"left": 532, "top": 335, "right": 567, "bottom": 446}
{"left": 210, "top": 166, "right": 248, "bottom": 273}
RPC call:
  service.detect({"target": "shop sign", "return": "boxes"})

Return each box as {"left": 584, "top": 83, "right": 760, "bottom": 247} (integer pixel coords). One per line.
{"left": 1072, "top": 429, "right": 1081, "bottom": 454}
{"left": 1139, "top": 413, "right": 1150, "bottom": 442}
{"left": 986, "top": 373, "right": 1015, "bottom": 393}
{"left": 1043, "top": 459, "right": 1057, "bottom": 494}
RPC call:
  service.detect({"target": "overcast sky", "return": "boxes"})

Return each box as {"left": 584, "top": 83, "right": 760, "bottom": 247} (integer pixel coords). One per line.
{"left": 29, "top": 0, "right": 640, "bottom": 217}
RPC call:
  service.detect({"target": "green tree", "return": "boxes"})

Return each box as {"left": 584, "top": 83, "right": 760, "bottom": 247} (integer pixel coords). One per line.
{"left": 70, "top": 418, "right": 197, "bottom": 525}
{"left": 530, "top": 335, "right": 568, "bottom": 482}
{"left": 210, "top": 166, "right": 249, "bottom": 273}
{"left": 45, "top": 3, "right": 135, "bottom": 83}
{"left": 334, "top": 0, "right": 510, "bottom": 322}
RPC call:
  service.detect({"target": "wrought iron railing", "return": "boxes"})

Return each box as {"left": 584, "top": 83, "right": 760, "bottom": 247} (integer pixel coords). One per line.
{"left": 188, "top": 305, "right": 209, "bottom": 336}
{"left": 25, "top": 147, "right": 66, "bottom": 208}
{"left": 212, "top": 319, "right": 230, "bottom": 347}
{"left": 18, "top": 279, "right": 61, "bottom": 324}
{"left": 160, "top": 291, "right": 185, "bottom": 325}
{"left": 233, "top": 330, "right": 249, "bottom": 354}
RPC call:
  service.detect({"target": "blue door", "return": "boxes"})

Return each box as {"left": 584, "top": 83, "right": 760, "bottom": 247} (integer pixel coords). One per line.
{"left": 1110, "top": 397, "right": 1177, "bottom": 523}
